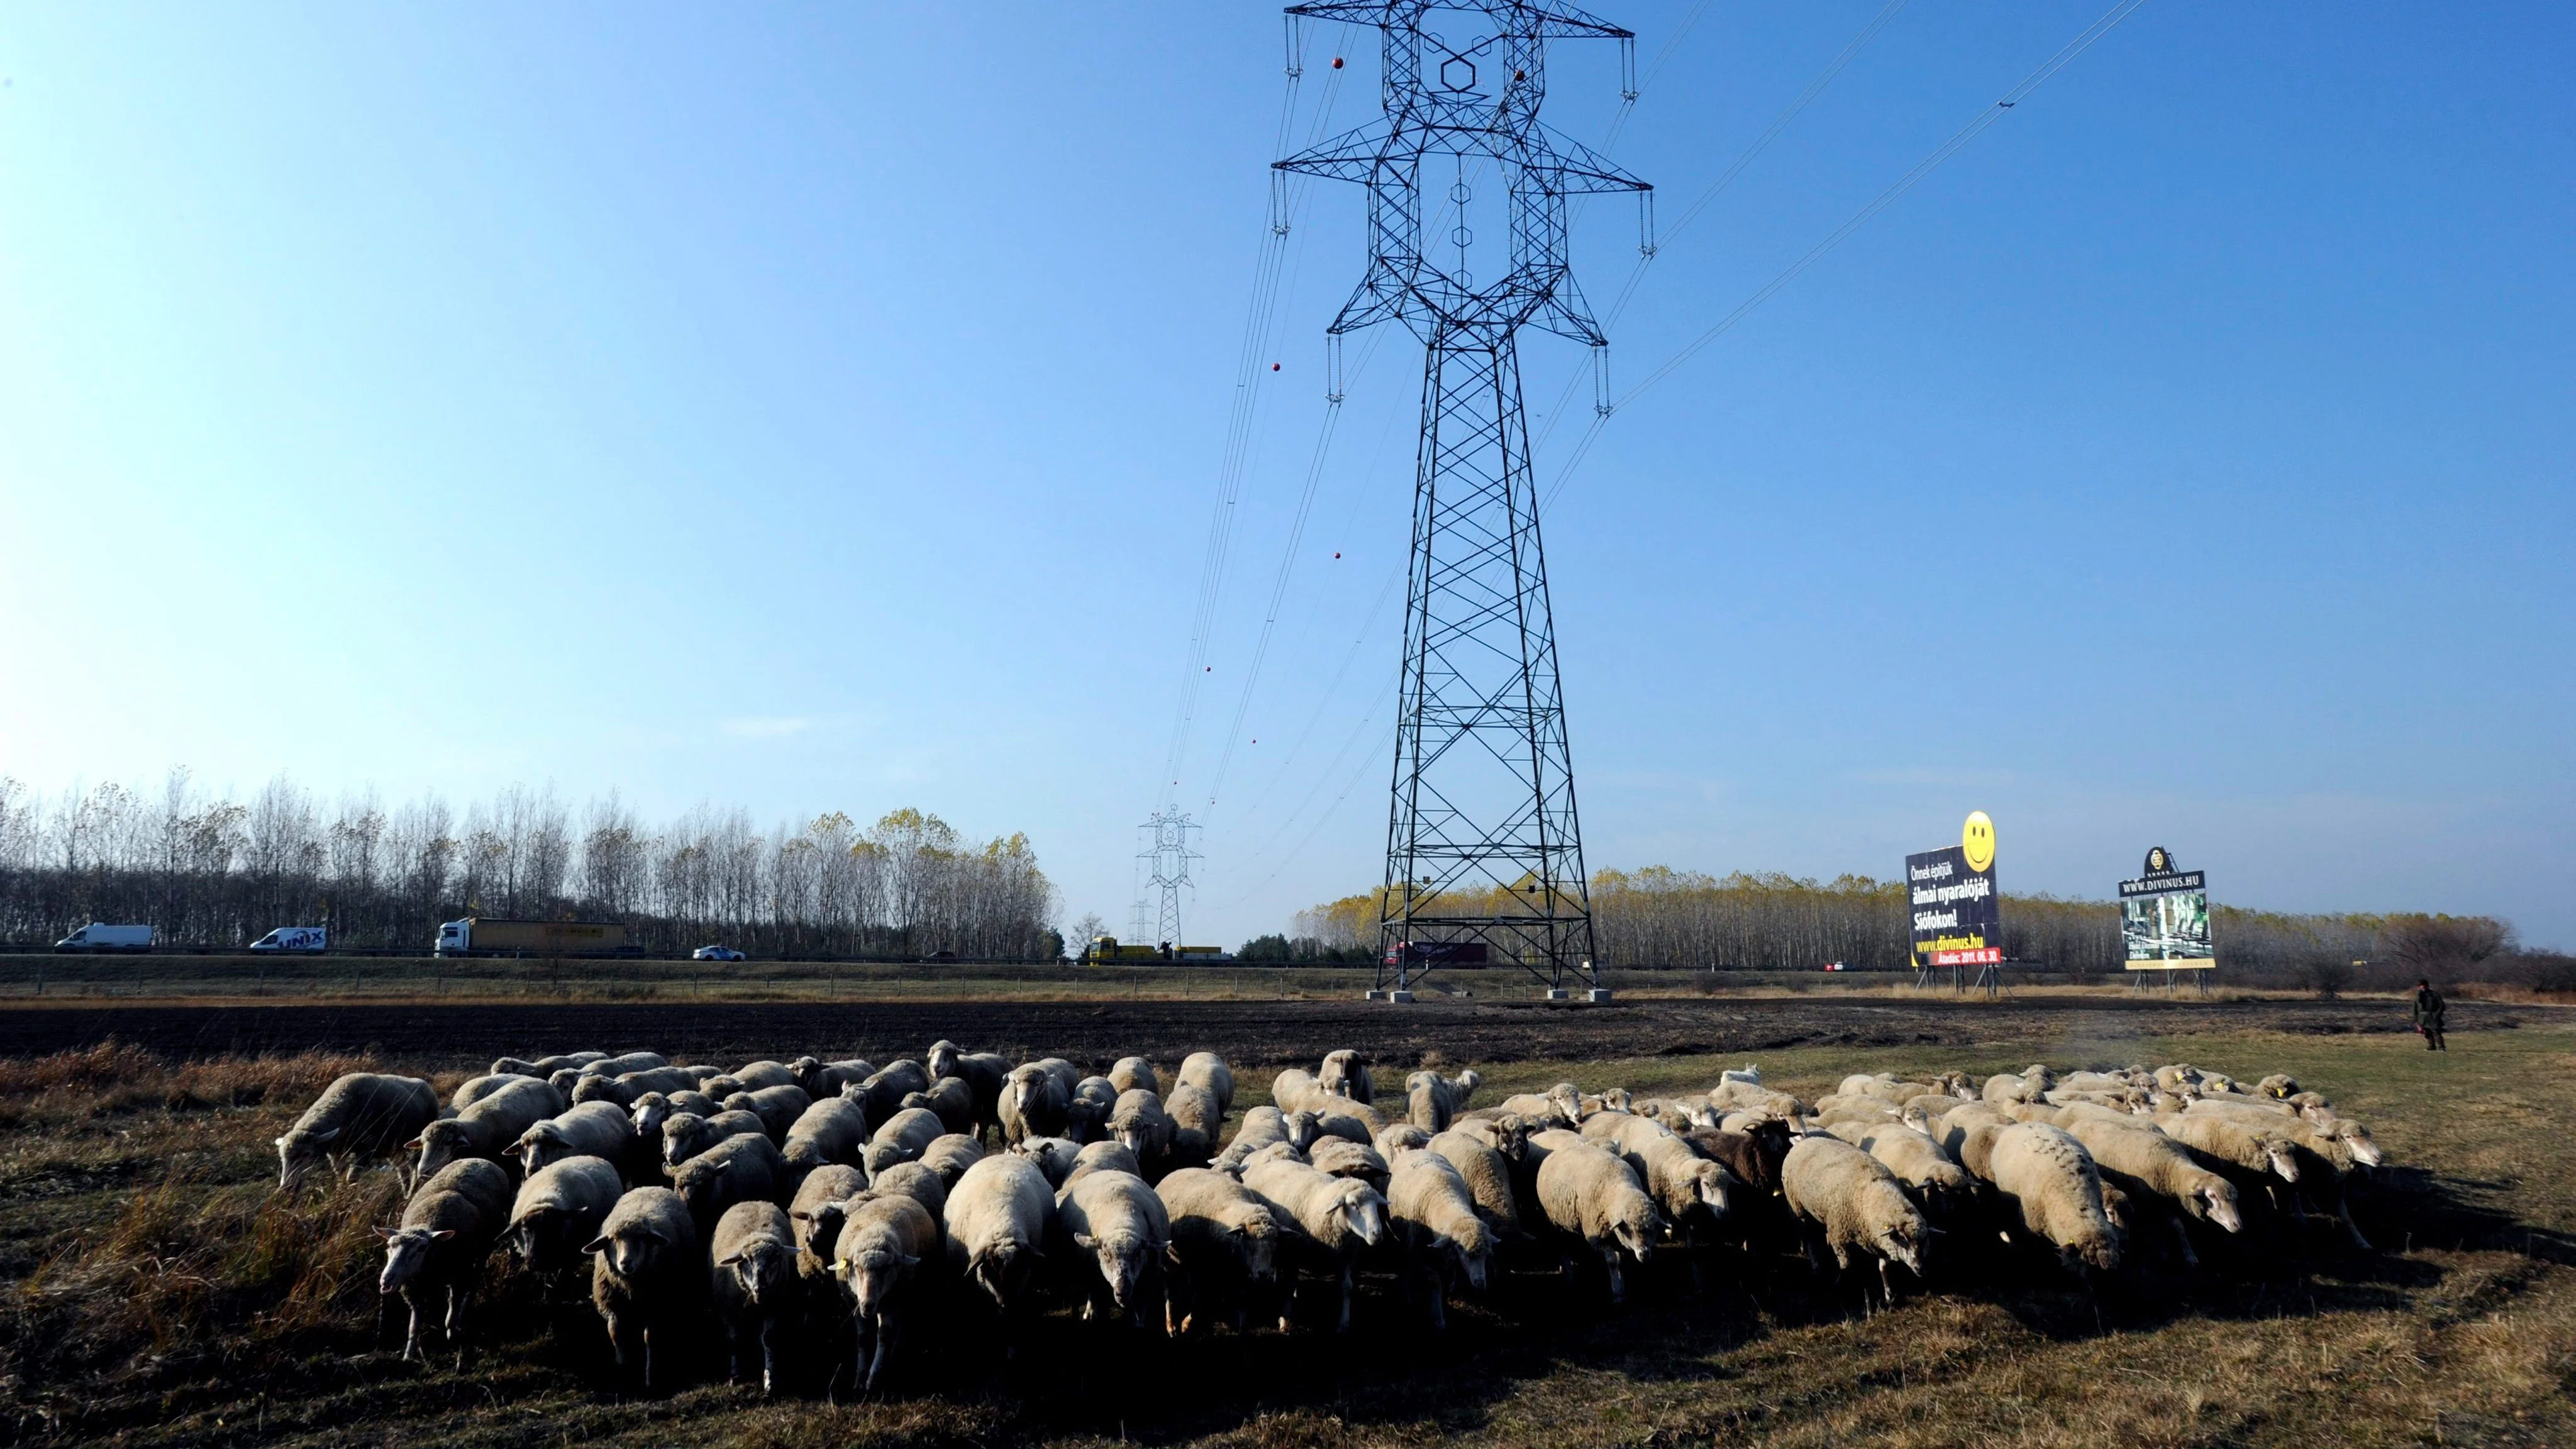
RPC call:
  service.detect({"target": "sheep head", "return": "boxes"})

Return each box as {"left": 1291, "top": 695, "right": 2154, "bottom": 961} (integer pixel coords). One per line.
{"left": 1231, "top": 1209, "right": 1281, "bottom": 1280}
{"left": 966, "top": 1240, "right": 1030, "bottom": 1307}
{"left": 716, "top": 1236, "right": 794, "bottom": 1308}
{"left": 1335, "top": 1184, "right": 1387, "bottom": 1248}
{"left": 1074, "top": 1229, "right": 1155, "bottom": 1311}
{"left": 2260, "top": 1135, "right": 2302, "bottom": 1183}
{"left": 411, "top": 1120, "right": 470, "bottom": 1181}
{"left": 1608, "top": 1197, "right": 1660, "bottom": 1262}
{"left": 274, "top": 1126, "right": 336, "bottom": 1189}
{"left": 837, "top": 1242, "right": 918, "bottom": 1318}
{"left": 1688, "top": 1160, "right": 1733, "bottom": 1218}
{"left": 1873, "top": 1216, "right": 1926, "bottom": 1277}
{"left": 630, "top": 1094, "right": 672, "bottom": 1138}
{"left": 514, "top": 1125, "right": 562, "bottom": 1175}
{"left": 1282, "top": 1111, "right": 1320, "bottom": 1151}
{"left": 2195, "top": 1177, "right": 2244, "bottom": 1233}
{"left": 926, "top": 1040, "right": 962, "bottom": 1081}
{"left": 1446, "top": 1217, "right": 1494, "bottom": 1292}
{"left": 375, "top": 1225, "right": 454, "bottom": 1294}
{"left": 570, "top": 1075, "right": 618, "bottom": 1106}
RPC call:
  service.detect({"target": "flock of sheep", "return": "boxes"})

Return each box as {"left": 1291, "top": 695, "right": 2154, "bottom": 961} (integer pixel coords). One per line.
{"left": 272, "top": 1043, "right": 2391, "bottom": 1397}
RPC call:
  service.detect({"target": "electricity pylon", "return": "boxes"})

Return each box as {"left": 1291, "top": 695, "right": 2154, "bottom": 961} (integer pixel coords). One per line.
{"left": 1277, "top": 1, "right": 1649, "bottom": 997}
{"left": 1138, "top": 807, "right": 1201, "bottom": 953}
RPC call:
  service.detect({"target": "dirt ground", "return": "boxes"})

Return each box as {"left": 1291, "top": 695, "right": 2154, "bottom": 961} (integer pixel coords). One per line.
{"left": 0, "top": 992, "right": 2531, "bottom": 1069}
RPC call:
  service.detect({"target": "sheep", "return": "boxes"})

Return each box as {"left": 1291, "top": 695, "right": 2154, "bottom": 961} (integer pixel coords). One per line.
{"left": 1271, "top": 1067, "right": 1331, "bottom": 1116}
{"left": 493, "top": 1051, "right": 605, "bottom": 1078}
{"left": 511, "top": 1101, "right": 635, "bottom": 1177}
{"left": 1168, "top": 1080, "right": 1225, "bottom": 1140}
{"left": 411, "top": 1077, "right": 562, "bottom": 1183}
{"left": 1386, "top": 1148, "right": 1494, "bottom": 1328}
{"left": 1428, "top": 1129, "right": 1524, "bottom": 1238}
{"left": 548, "top": 1068, "right": 586, "bottom": 1098}
{"left": 1684, "top": 1118, "right": 1794, "bottom": 1199}
{"left": 1779, "top": 1136, "right": 1929, "bottom": 1309}
{"left": 1240, "top": 1141, "right": 1309, "bottom": 1172}
{"left": 865, "top": 1161, "right": 949, "bottom": 1220}
{"left": 1242, "top": 1157, "right": 1387, "bottom": 1333}
{"left": 672, "top": 1131, "right": 791, "bottom": 1238}
{"left": 899, "top": 1077, "right": 976, "bottom": 1138}
{"left": 788, "top": 1163, "right": 870, "bottom": 1290}
{"left": 1309, "top": 1136, "right": 1392, "bottom": 1194}
{"left": 1708, "top": 1079, "right": 1804, "bottom": 1120}
{"left": 1446, "top": 1113, "right": 1531, "bottom": 1163}
{"left": 1063, "top": 1140, "right": 1145, "bottom": 1190}
{"left": 1823, "top": 1119, "right": 1976, "bottom": 1219}
{"left": 705, "top": 1060, "right": 797, "bottom": 1097}
{"left": 377, "top": 1158, "right": 513, "bottom": 1364}
{"left": 2157, "top": 1111, "right": 2304, "bottom": 1187}
{"left": 509, "top": 1154, "right": 626, "bottom": 1282}
{"left": 1318, "top": 1049, "right": 1374, "bottom": 1105}
{"left": 1601, "top": 1115, "right": 1736, "bottom": 1242}
{"left": 919, "top": 1133, "right": 986, "bottom": 1190}
{"left": 1921, "top": 1101, "right": 2012, "bottom": 1182}
{"left": 1013, "top": 1136, "right": 1085, "bottom": 1187}
{"left": 926, "top": 1041, "right": 1010, "bottom": 1140}
{"left": 1376, "top": 1122, "right": 1432, "bottom": 1157}
{"left": 943, "top": 1154, "right": 1056, "bottom": 1343}
{"left": 1581, "top": 1087, "right": 1635, "bottom": 1118}
{"left": 1177, "top": 1052, "right": 1235, "bottom": 1124}
{"left": 1066, "top": 1076, "right": 1121, "bottom": 1143}
{"left": 1577, "top": 1108, "right": 1638, "bottom": 1143}
{"left": 780, "top": 1095, "right": 872, "bottom": 1181}
{"left": 2182, "top": 1104, "right": 2371, "bottom": 1246}
{"left": 709, "top": 1200, "right": 797, "bottom": 1392}
{"left": 1533, "top": 1138, "right": 1663, "bottom": 1304}
{"left": 663, "top": 1109, "right": 767, "bottom": 1175}
{"left": 586, "top": 1187, "right": 703, "bottom": 1389}
{"left": 1030, "top": 1056, "right": 1082, "bottom": 1099}
{"left": 832, "top": 1191, "right": 940, "bottom": 1396}
{"left": 1498, "top": 1090, "right": 1577, "bottom": 1128}
{"left": 723, "top": 1084, "right": 815, "bottom": 1141}
{"left": 1169, "top": 1123, "right": 1218, "bottom": 1174}
{"left": 999, "top": 1063, "right": 1071, "bottom": 1146}
{"left": 2257, "top": 1073, "right": 2301, "bottom": 1099}
{"left": 1054, "top": 1168, "right": 1172, "bottom": 1329}
{"left": 853, "top": 1060, "right": 932, "bottom": 1124}
{"left": 579, "top": 1052, "right": 670, "bottom": 1079}
{"left": 1980, "top": 1070, "right": 2052, "bottom": 1107}
{"left": 1155, "top": 1167, "right": 1285, "bottom": 1335}
{"left": 572, "top": 1065, "right": 699, "bottom": 1109}
{"left": 863, "top": 1107, "right": 947, "bottom": 1179}
{"left": 790, "top": 1056, "right": 877, "bottom": 1099}
{"left": 276, "top": 1072, "right": 440, "bottom": 1190}
{"left": 1988, "top": 1123, "right": 2121, "bottom": 1272}
{"left": 450, "top": 1072, "right": 541, "bottom": 1114}
{"left": 1109, "top": 1056, "right": 1160, "bottom": 1096}
{"left": 1634, "top": 1096, "right": 1718, "bottom": 1133}
{"left": 2063, "top": 1119, "right": 2243, "bottom": 1236}
{"left": 1405, "top": 1067, "right": 1481, "bottom": 1132}
{"left": 1214, "top": 1106, "right": 1299, "bottom": 1172}
{"left": 1110, "top": 1089, "right": 1175, "bottom": 1170}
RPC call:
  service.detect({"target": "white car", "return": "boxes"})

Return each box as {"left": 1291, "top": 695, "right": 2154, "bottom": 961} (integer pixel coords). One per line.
{"left": 692, "top": 945, "right": 745, "bottom": 962}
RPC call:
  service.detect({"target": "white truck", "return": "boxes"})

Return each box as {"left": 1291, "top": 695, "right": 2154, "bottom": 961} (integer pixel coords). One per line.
{"left": 54, "top": 923, "right": 155, "bottom": 952}
{"left": 250, "top": 926, "right": 328, "bottom": 953}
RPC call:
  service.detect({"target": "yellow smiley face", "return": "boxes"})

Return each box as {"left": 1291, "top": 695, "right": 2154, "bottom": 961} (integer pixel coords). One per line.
{"left": 1962, "top": 811, "right": 1996, "bottom": 873}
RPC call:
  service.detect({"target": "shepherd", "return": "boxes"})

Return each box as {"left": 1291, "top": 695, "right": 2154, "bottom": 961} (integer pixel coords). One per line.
{"left": 2411, "top": 978, "right": 2448, "bottom": 1052}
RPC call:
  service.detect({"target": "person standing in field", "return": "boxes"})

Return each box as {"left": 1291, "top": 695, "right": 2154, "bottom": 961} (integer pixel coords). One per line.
{"left": 2412, "top": 978, "right": 2448, "bottom": 1052}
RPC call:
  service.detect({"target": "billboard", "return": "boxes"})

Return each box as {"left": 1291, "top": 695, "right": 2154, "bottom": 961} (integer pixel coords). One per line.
{"left": 1908, "top": 811, "right": 2000, "bottom": 967}
{"left": 2119, "top": 846, "right": 2213, "bottom": 970}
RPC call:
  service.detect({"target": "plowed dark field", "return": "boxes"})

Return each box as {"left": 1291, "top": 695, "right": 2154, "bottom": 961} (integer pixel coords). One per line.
{"left": 0, "top": 992, "right": 2531, "bottom": 1067}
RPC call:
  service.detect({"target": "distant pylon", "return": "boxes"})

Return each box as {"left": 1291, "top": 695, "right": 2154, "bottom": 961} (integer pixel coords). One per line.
{"left": 1138, "top": 806, "right": 1202, "bottom": 953}
{"left": 1278, "top": 1, "right": 1650, "bottom": 995}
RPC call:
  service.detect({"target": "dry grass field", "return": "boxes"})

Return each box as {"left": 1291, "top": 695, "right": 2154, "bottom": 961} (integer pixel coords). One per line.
{"left": 1, "top": 1005, "right": 2569, "bottom": 1448}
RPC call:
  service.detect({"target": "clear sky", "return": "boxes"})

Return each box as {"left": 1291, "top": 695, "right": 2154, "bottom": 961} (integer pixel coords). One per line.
{"left": 2, "top": 4, "right": 2568, "bottom": 948}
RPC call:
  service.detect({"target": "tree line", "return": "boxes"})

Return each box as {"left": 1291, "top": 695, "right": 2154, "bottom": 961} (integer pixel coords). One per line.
{"left": 1285, "top": 867, "right": 2557, "bottom": 991}
{"left": 0, "top": 771, "right": 1059, "bottom": 960}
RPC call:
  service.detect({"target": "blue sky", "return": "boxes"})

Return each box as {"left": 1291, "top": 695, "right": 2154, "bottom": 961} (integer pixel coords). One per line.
{"left": 1, "top": 4, "right": 2568, "bottom": 948}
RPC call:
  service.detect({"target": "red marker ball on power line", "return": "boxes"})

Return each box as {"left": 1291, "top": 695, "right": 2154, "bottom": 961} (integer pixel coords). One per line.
{"left": 1332, "top": 56, "right": 1344, "bottom": 69}
{"left": 1333, "top": 551, "right": 1341, "bottom": 558}
{"left": 1271, "top": 362, "right": 1281, "bottom": 371}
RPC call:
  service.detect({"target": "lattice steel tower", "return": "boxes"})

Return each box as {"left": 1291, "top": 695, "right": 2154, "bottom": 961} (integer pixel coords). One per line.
{"left": 1138, "top": 806, "right": 1202, "bottom": 953}
{"left": 1279, "top": 1, "right": 1649, "bottom": 996}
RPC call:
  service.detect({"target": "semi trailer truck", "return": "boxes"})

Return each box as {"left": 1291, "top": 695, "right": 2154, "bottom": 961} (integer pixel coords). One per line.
{"left": 434, "top": 918, "right": 631, "bottom": 957}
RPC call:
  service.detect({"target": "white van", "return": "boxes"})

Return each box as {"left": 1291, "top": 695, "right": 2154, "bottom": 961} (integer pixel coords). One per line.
{"left": 55, "top": 923, "right": 154, "bottom": 952}
{"left": 250, "top": 926, "right": 328, "bottom": 953}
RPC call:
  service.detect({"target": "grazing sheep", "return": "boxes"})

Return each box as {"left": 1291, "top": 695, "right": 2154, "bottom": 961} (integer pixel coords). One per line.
{"left": 1988, "top": 1123, "right": 2121, "bottom": 1272}
{"left": 1312, "top": 1094, "right": 1391, "bottom": 1143}
{"left": 709, "top": 1201, "right": 797, "bottom": 1392}
{"left": 723, "top": 1084, "right": 815, "bottom": 1141}
{"left": 1318, "top": 1050, "right": 1374, "bottom": 1106}
{"left": 1054, "top": 1168, "right": 1172, "bottom": 1329}
{"left": 412, "top": 1077, "right": 562, "bottom": 1183}
{"left": 450, "top": 1072, "right": 541, "bottom": 1113}
{"left": 1386, "top": 1148, "right": 1494, "bottom": 1328}
{"left": 2158, "top": 1111, "right": 2304, "bottom": 1187}
{"left": 1066, "top": 1076, "right": 1121, "bottom": 1143}
{"left": 943, "top": 1155, "right": 1056, "bottom": 1342}
{"left": 1577, "top": 1108, "right": 1638, "bottom": 1143}
{"left": 1635, "top": 1096, "right": 1718, "bottom": 1132}
{"left": 1602, "top": 1116, "right": 1736, "bottom": 1240}
{"left": 1428, "top": 1130, "right": 1523, "bottom": 1236}
{"left": 1013, "top": 1136, "right": 1085, "bottom": 1188}
{"left": 1779, "top": 1136, "right": 1929, "bottom": 1309}
{"left": 789, "top": 1057, "right": 877, "bottom": 1099}
{"left": 708, "top": 1060, "right": 798, "bottom": 1097}
{"left": 999, "top": 1063, "right": 1071, "bottom": 1146}
{"left": 926, "top": 1041, "right": 1011, "bottom": 1141}
{"left": 672, "top": 1131, "right": 791, "bottom": 1238}
{"left": 1497, "top": 1092, "right": 1574, "bottom": 1128}
{"left": 494, "top": 1052, "right": 606, "bottom": 1078}
{"left": 548, "top": 1068, "right": 586, "bottom": 1098}
{"left": 1271, "top": 1068, "right": 1331, "bottom": 1116}
{"left": 1309, "top": 1136, "right": 1392, "bottom": 1194}
{"left": 586, "top": 1187, "right": 703, "bottom": 1390}
{"left": 1923, "top": 1101, "right": 2012, "bottom": 1182}
{"left": 1708, "top": 1079, "right": 1804, "bottom": 1120}
{"left": 277, "top": 1073, "right": 440, "bottom": 1190}
{"left": 511, "top": 1101, "right": 635, "bottom": 1177}
{"left": 1823, "top": 1119, "right": 1975, "bottom": 1219}
{"left": 1533, "top": 1138, "right": 1663, "bottom": 1304}
{"left": 1447, "top": 1113, "right": 1532, "bottom": 1163}
{"left": 832, "top": 1191, "right": 940, "bottom": 1396}
{"left": 572, "top": 1065, "right": 698, "bottom": 1109}
{"left": 1178, "top": 1052, "right": 1235, "bottom": 1124}
{"left": 865, "top": 1161, "right": 949, "bottom": 1221}
{"left": 579, "top": 1052, "right": 670, "bottom": 1079}
{"left": 2063, "top": 1118, "right": 2243, "bottom": 1234}
{"left": 1405, "top": 1068, "right": 1481, "bottom": 1133}
{"left": 1156, "top": 1167, "right": 1285, "bottom": 1335}
{"left": 509, "top": 1155, "right": 626, "bottom": 1281}
{"left": 1109, "top": 1056, "right": 1160, "bottom": 1096}
{"left": 1063, "top": 1140, "right": 1145, "bottom": 1190}
{"left": 854, "top": 1060, "right": 933, "bottom": 1125}
{"left": 1110, "top": 1089, "right": 1176, "bottom": 1169}
{"left": 1240, "top": 1141, "right": 1309, "bottom": 1172}
{"left": 918, "top": 1133, "right": 986, "bottom": 1191}
{"left": 1031, "top": 1057, "right": 1083, "bottom": 1099}
{"left": 780, "top": 1096, "right": 872, "bottom": 1181}
{"left": 1214, "top": 1106, "right": 1297, "bottom": 1173}
{"left": 377, "top": 1158, "right": 513, "bottom": 1364}
{"left": 1377, "top": 1123, "right": 1433, "bottom": 1157}
{"left": 863, "top": 1107, "right": 947, "bottom": 1179}
{"left": 1168, "top": 1080, "right": 1225, "bottom": 1140}
{"left": 1580, "top": 1088, "right": 1635, "bottom": 1118}
{"left": 1242, "top": 1157, "right": 1388, "bottom": 1333}
{"left": 788, "top": 1163, "right": 870, "bottom": 1287}
{"left": 628, "top": 1092, "right": 682, "bottom": 1144}
{"left": 663, "top": 1109, "right": 767, "bottom": 1175}
{"left": 900, "top": 1077, "right": 976, "bottom": 1138}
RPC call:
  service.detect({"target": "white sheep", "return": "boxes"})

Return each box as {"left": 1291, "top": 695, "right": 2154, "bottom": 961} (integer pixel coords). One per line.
{"left": 1110, "top": 1089, "right": 1175, "bottom": 1169}
{"left": 508, "top": 1154, "right": 625, "bottom": 1282}
{"left": 1376, "top": 1122, "right": 1433, "bottom": 1157}
{"left": 1242, "top": 1156, "right": 1387, "bottom": 1333}
{"left": 780, "top": 1095, "right": 872, "bottom": 1180}
{"left": 1108, "top": 1056, "right": 1160, "bottom": 1096}
{"left": 1065, "top": 1076, "right": 1121, "bottom": 1143}
{"left": 1404, "top": 1067, "right": 1482, "bottom": 1132}
{"left": 999, "top": 1063, "right": 1071, "bottom": 1146}
{"left": 724, "top": 1084, "right": 816, "bottom": 1141}
{"left": 276, "top": 1072, "right": 440, "bottom": 1190}
{"left": 586, "top": 1187, "right": 703, "bottom": 1389}
{"left": 1055, "top": 1167, "right": 1172, "bottom": 1330}
{"left": 925, "top": 1040, "right": 1009, "bottom": 1141}
{"left": 1988, "top": 1123, "right": 2121, "bottom": 1272}
{"left": 1779, "top": 1135, "right": 1928, "bottom": 1309}
{"left": 1177, "top": 1052, "right": 1235, "bottom": 1124}
{"left": 672, "top": 1132, "right": 789, "bottom": 1238}
{"left": 1385, "top": 1148, "right": 1494, "bottom": 1329}
{"left": 1600, "top": 1115, "right": 1736, "bottom": 1243}
{"left": 708, "top": 1200, "right": 797, "bottom": 1392}
{"left": 1213, "top": 1106, "right": 1296, "bottom": 1174}
{"left": 853, "top": 1060, "right": 932, "bottom": 1124}
{"left": 918, "top": 1132, "right": 987, "bottom": 1191}
{"left": 1309, "top": 1136, "right": 1392, "bottom": 1194}
{"left": 1063, "top": 1139, "right": 1145, "bottom": 1190}
{"left": 1427, "top": 1129, "right": 1523, "bottom": 1236}
{"left": 1270, "top": 1068, "right": 1330, "bottom": 1116}
{"left": 1318, "top": 1049, "right": 1374, "bottom": 1105}
{"left": 787, "top": 1162, "right": 869, "bottom": 1290}
{"left": 833, "top": 1190, "right": 940, "bottom": 1396}
{"left": 377, "top": 1158, "right": 513, "bottom": 1365}
{"left": 865, "top": 1160, "right": 949, "bottom": 1221}
{"left": 1533, "top": 1137, "right": 1663, "bottom": 1304}
{"left": 1155, "top": 1167, "right": 1285, "bottom": 1335}
{"left": 572, "top": 1065, "right": 697, "bottom": 1109}
{"left": 2063, "top": 1118, "right": 2242, "bottom": 1234}
{"left": 1168, "top": 1080, "right": 1225, "bottom": 1141}
{"left": 900, "top": 1078, "right": 977, "bottom": 1138}
{"left": 450, "top": 1072, "right": 540, "bottom": 1114}
{"left": 411, "top": 1076, "right": 562, "bottom": 1183}
{"left": 1823, "top": 1119, "right": 1975, "bottom": 1218}
{"left": 510, "top": 1101, "right": 634, "bottom": 1177}
{"left": 663, "top": 1109, "right": 766, "bottom": 1175}
{"left": 862, "top": 1106, "right": 947, "bottom": 1179}
{"left": 942, "top": 1153, "right": 1056, "bottom": 1345}
{"left": 1012, "top": 1136, "right": 1085, "bottom": 1187}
